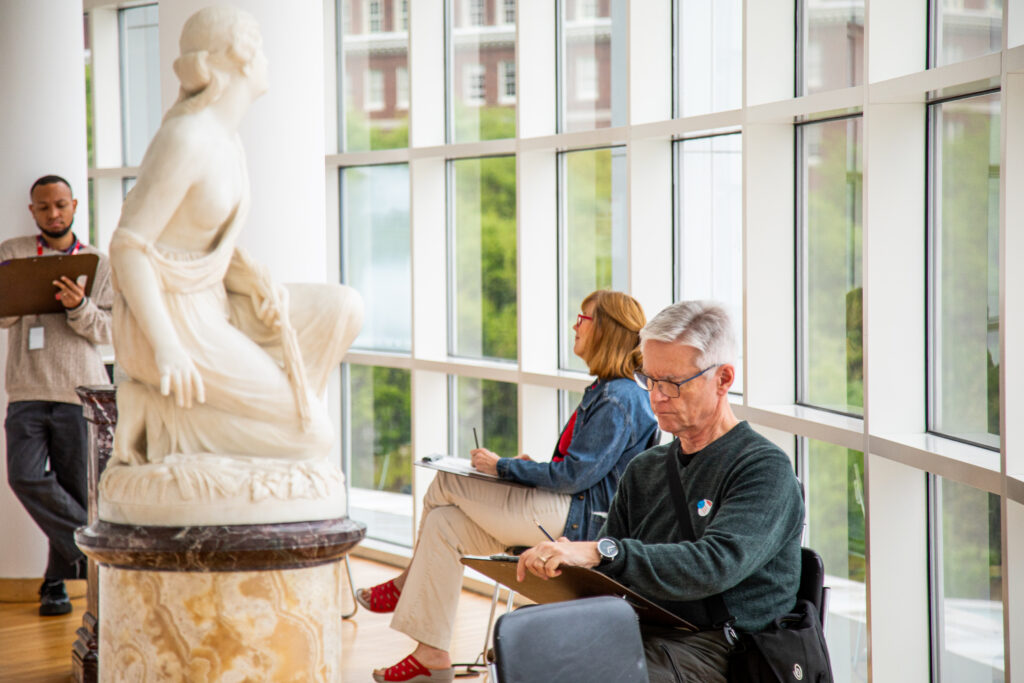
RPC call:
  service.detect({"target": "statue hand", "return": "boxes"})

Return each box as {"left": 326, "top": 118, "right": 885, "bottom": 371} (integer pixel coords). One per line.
{"left": 253, "top": 281, "right": 288, "bottom": 330}
{"left": 155, "top": 344, "right": 206, "bottom": 409}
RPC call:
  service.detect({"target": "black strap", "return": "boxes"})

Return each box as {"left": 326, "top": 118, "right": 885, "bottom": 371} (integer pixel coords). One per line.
{"left": 665, "top": 442, "right": 735, "bottom": 633}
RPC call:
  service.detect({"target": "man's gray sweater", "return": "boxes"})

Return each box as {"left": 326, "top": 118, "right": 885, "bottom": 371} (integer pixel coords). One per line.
{"left": 597, "top": 421, "right": 804, "bottom": 632}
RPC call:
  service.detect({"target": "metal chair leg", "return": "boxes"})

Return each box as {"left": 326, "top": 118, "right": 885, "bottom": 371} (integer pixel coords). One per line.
{"left": 341, "top": 554, "right": 358, "bottom": 620}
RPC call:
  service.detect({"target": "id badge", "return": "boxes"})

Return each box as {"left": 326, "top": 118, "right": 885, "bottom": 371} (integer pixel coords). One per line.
{"left": 29, "top": 326, "right": 44, "bottom": 350}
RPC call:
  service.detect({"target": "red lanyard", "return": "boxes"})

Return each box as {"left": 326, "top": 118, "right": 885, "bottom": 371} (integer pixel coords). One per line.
{"left": 37, "top": 235, "right": 81, "bottom": 256}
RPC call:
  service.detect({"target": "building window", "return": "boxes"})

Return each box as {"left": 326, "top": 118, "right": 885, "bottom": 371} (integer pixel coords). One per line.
{"left": 928, "top": 476, "right": 1004, "bottom": 679}
{"left": 559, "top": 147, "right": 627, "bottom": 372}
{"left": 575, "top": 55, "right": 598, "bottom": 102}
{"left": 498, "top": 60, "right": 516, "bottom": 104}
{"left": 341, "top": 164, "right": 411, "bottom": 352}
{"left": 366, "top": 68, "right": 386, "bottom": 111}
{"left": 930, "top": 0, "right": 1002, "bottom": 67}
{"left": 462, "top": 64, "right": 486, "bottom": 107}
{"left": 367, "top": 0, "right": 383, "bottom": 32}
{"left": 340, "top": 0, "right": 409, "bottom": 150}
{"left": 802, "top": 438, "right": 867, "bottom": 683}
{"left": 395, "top": 66, "right": 409, "bottom": 110}
{"left": 502, "top": 0, "right": 516, "bottom": 24}
{"left": 577, "top": 0, "right": 598, "bottom": 19}
{"left": 400, "top": 0, "right": 409, "bottom": 31}
{"left": 675, "top": 133, "right": 743, "bottom": 393}
{"left": 450, "top": 376, "right": 519, "bottom": 463}
{"left": 345, "top": 364, "right": 413, "bottom": 547}
{"left": 676, "top": 0, "right": 742, "bottom": 117}
{"left": 799, "top": 0, "right": 864, "bottom": 95}
{"left": 448, "top": 156, "right": 518, "bottom": 361}
{"left": 798, "top": 116, "right": 864, "bottom": 416}
{"left": 118, "top": 4, "right": 160, "bottom": 167}
{"left": 469, "top": 0, "right": 486, "bottom": 26}
{"left": 927, "top": 92, "right": 1001, "bottom": 449}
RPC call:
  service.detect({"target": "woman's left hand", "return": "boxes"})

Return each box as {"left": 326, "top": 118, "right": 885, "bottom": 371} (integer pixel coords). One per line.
{"left": 470, "top": 447, "right": 501, "bottom": 475}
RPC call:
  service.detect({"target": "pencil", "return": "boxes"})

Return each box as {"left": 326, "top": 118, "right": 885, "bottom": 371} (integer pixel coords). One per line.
{"left": 534, "top": 519, "right": 555, "bottom": 542}
{"left": 473, "top": 427, "right": 480, "bottom": 449}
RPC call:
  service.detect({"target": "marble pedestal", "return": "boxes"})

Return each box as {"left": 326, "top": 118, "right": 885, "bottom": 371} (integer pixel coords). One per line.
{"left": 76, "top": 515, "right": 365, "bottom": 682}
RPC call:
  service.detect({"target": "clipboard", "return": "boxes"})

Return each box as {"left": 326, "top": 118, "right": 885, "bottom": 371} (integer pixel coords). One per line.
{"left": 461, "top": 555, "right": 696, "bottom": 630}
{"left": 0, "top": 253, "right": 99, "bottom": 317}
{"left": 416, "top": 454, "right": 530, "bottom": 488}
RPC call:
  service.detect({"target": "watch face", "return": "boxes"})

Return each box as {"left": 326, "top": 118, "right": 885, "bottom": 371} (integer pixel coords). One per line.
{"left": 598, "top": 537, "right": 618, "bottom": 559}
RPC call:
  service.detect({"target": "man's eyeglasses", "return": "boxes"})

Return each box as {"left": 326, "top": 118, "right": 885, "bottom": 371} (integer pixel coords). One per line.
{"left": 576, "top": 313, "right": 594, "bottom": 326}
{"left": 633, "top": 365, "right": 720, "bottom": 398}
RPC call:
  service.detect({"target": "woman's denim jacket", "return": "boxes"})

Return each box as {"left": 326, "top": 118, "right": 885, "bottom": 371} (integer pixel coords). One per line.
{"left": 495, "top": 377, "right": 659, "bottom": 541}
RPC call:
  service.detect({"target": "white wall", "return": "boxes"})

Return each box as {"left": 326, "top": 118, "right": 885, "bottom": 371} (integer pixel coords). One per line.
{"left": 0, "top": 0, "right": 89, "bottom": 578}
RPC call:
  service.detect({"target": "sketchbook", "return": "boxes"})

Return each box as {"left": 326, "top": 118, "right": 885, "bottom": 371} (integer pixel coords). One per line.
{"left": 416, "top": 454, "right": 530, "bottom": 488}
{"left": 461, "top": 555, "right": 696, "bottom": 630}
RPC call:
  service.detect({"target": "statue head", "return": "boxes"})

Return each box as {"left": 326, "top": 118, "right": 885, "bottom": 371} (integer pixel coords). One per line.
{"left": 168, "top": 6, "right": 267, "bottom": 117}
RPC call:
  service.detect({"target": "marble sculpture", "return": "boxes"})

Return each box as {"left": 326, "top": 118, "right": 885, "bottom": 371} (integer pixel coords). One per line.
{"left": 100, "top": 6, "right": 362, "bottom": 525}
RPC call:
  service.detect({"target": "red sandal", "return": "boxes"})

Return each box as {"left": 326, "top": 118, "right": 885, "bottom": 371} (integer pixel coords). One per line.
{"left": 355, "top": 578, "right": 402, "bottom": 613}
{"left": 372, "top": 654, "right": 454, "bottom": 683}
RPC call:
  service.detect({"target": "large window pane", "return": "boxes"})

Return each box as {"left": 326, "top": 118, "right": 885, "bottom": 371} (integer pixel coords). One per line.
{"left": 804, "top": 438, "right": 867, "bottom": 683}
{"left": 339, "top": 0, "right": 409, "bottom": 151}
{"left": 676, "top": 0, "right": 742, "bottom": 116}
{"left": 676, "top": 134, "right": 743, "bottom": 393}
{"left": 346, "top": 365, "right": 413, "bottom": 547}
{"left": 119, "top": 4, "right": 160, "bottom": 166}
{"left": 447, "top": 0, "right": 516, "bottom": 142}
{"left": 342, "top": 164, "right": 411, "bottom": 352}
{"left": 559, "top": 0, "right": 626, "bottom": 132}
{"left": 931, "top": 0, "right": 1002, "bottom": 67}
{"left": 930, "top": 477, "right": 1004, "bottom": 680}
{"left": 799, "top": 0, "right": 864, "bottom": 96}
{"left": 560, "top": 147, "right": 627, "bottom": 372}
{"left": 928, "top": 93, "right": 1000, "bottom": 449}
{"left": 451, "top": 376, "right": 518, "bottom": 459}
{"left": 799, "top": 117, "right": 863, "bottom": 415}
{"left": 449, "top": 156, "right": 518, "bottom": 361}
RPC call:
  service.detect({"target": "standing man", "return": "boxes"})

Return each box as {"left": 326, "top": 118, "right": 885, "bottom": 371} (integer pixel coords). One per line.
{"left": 1, "top": 175, "right": 112, "bottom": 616}
{"left": 516, "top": 301, "right": 805, "bottom": 682}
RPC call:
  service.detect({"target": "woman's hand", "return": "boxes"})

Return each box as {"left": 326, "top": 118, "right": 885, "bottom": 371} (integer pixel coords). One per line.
{"left": 515, "top": 538, "right": 601, "bottom": 581}
{"left": 155, "top": 343, "right": 206, "bottom": 409}
{"left": 470, "top": 447, "right": 501, "bottom": 475}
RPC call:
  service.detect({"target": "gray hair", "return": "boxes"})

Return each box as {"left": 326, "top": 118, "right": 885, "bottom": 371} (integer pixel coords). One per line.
{"left": 639, "top": 300, "right": 737, "bottom": 367}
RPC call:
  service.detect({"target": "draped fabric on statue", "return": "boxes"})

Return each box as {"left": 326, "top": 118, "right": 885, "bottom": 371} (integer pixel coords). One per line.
{"left": 110, "top": 198, "right": 361, "bottom": 466}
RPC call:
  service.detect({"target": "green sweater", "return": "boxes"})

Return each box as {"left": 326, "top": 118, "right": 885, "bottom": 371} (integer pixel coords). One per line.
{"left": 597, "top": 421, "right": 804, "bottom": 632}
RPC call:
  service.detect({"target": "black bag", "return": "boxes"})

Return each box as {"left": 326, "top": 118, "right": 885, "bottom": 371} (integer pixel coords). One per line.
{"left": 665, "top": 443, "right": 833, "bottom": 683}
{"left": 727, "top": 599, "right": 834, "bottom": 683}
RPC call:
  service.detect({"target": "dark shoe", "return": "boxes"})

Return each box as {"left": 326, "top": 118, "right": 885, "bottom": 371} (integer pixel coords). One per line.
{"left": 38, "top": 579, "right": 72, "bottom": 616}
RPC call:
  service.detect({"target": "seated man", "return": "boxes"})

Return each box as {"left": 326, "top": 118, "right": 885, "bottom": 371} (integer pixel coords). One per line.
{"left": 516, "top": 300, "right": 805, "bottom": 682}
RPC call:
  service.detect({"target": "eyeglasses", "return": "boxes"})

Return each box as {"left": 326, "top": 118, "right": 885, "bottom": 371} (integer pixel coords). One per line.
{"left": 576, "top": 313, "right": 594, "bottom": 326}
{"left": 633, "top": 365, "right": 720, "bottom": 398}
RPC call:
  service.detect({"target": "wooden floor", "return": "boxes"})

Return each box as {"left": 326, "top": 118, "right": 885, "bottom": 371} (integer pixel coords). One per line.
{"left": 0, "top": 556, "right": 498, "bottom": 682}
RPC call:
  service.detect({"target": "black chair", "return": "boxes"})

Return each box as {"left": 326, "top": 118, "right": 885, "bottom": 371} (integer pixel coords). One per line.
{"left": 489, "top": 596, "right": 648, "bottom": 683}
{"left": 798, "top": 546, "right": 830, "bottom": 631}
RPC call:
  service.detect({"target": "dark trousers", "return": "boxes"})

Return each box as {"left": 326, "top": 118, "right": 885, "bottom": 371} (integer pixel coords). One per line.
{"left": 642, "top": 626, "right": 735, "bottom": 683}
{"left": 5, "top": 401, "right": 88, "bottom": 580}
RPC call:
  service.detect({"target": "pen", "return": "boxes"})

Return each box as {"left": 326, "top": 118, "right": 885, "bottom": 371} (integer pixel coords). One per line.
{"left": 534, "top": 519, "right": 555, "bottom": 542}
{"left": 473, "top": 427, "right": 480, "bottom": 449}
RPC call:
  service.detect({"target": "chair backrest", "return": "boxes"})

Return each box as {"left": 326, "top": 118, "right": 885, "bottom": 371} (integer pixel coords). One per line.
{"left": 491, "top": 596, "right": 648, "bottom": 683}
{"left": 798, "top": 546, "right": 830, "bottom": 629}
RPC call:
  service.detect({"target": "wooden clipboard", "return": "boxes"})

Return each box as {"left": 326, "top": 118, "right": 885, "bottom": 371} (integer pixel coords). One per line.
{"left": 461, "top": 555, "right": 696, "bottom": 630}
{"left": 0, "top": 253, "right": 99, "bottom": 317}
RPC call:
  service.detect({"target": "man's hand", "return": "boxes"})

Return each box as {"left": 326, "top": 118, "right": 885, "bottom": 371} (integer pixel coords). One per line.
{"left": 469, "top": 447, "right": 501, "bottom": 475}
{"left": 53, "top": 276, "right": 85, "bottom": 309}
{"left": 516, "top": 539, "right": 601, "bottom": 582}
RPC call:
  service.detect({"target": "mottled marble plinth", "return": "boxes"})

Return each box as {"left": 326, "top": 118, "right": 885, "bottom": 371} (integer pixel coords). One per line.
{"left": 76, "top": 517, "right": 365, "bottom": 683}
{"left": 99, "top": 563, "right": 341, "bottom": 682}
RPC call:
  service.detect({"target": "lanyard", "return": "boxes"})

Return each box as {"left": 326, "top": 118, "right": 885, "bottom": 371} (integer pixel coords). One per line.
{"left": 37, "top": 234, "right": 81, "bottom": 256}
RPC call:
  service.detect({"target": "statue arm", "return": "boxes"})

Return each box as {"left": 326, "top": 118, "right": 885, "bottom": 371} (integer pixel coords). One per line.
{"left": 110, "top": 125, "right": 207, "bottom": 408}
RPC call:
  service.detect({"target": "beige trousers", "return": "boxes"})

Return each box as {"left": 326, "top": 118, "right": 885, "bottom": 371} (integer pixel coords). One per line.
{"left": 390, "top": 471, "right": 571, "bottom": 650}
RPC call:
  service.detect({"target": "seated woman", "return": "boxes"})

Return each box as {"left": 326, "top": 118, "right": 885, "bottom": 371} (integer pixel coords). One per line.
{"left": 360, "top": 290, "right": 659, "bottom": 683}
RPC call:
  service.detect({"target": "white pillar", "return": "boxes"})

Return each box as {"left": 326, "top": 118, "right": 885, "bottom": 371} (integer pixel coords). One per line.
{"left": 0, "top": 0, "right": 89, "bottom": 579}
{"left": 158, "top": 0, "right": 328, "bottom": 284}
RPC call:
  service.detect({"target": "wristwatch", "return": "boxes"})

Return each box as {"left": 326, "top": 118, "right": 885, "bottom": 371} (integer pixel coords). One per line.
{"left": 596, "top": 537, "right": 619, "bottom": 565}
